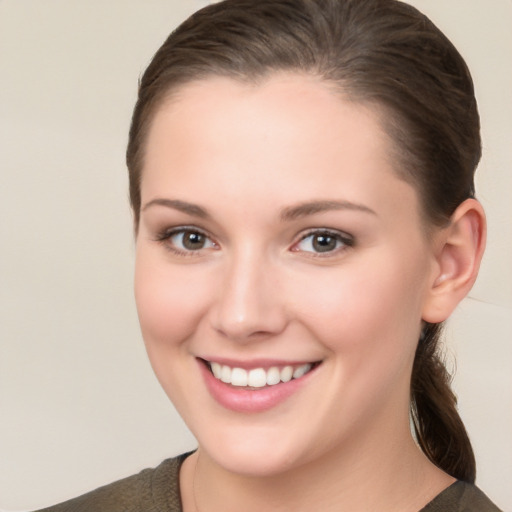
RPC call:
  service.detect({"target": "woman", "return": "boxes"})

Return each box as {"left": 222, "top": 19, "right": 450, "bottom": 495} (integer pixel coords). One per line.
{"left": 33, "top": 0, "right": 501, "bottom": 510}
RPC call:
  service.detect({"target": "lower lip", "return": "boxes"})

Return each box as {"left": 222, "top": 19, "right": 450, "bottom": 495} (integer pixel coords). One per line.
{"left": 199, "top": 360, "right": 318, "bottom": 413}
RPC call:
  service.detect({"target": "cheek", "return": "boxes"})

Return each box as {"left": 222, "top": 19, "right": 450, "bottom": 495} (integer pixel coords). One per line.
{"left": 134, "top": 252, "right": 210, "bottom": 351}
{"left": 289, "top": 255, "right": 426, "bottom": 357}
{"left": 289, "top": 258, "right": 426, "bottom": 430}
{"left": 133, "top": 251, "right": 216, "bottom": 414}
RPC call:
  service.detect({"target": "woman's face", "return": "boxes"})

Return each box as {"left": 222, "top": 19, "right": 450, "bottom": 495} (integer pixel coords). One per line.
{"left": 135, "top": 74, "right": 439, "bottom": 476}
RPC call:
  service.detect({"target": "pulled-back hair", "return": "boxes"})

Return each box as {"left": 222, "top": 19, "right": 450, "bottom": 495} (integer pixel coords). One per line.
{"left": 127, "top": 0, "right": 480, "bottom": 482}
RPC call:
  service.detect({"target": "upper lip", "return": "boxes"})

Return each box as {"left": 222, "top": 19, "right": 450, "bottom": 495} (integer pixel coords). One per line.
{"left": 198, "top": 357, "right": 321, "bottom": 370}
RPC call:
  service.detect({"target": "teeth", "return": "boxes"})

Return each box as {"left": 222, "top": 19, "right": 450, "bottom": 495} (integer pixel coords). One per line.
{"left": 231, "top": 367, "right": 248, "bottom": 387}
{"left": 293, "top": 363, "right": 312, "bottom": 379}
{"left": 248, "top": 368, "right": 267, "bottom": 387}
{"left": 211, "top": 362, "right": 222, "bottom": 379}
{"left": 266, "top": 367, "right": 280, "bottom": 385}
{"left": 221, "top": 365, "right": 231, "bottom": 383}
{"left": 280, "top": 365, "right": 293, "bottom": 383}
{"left": 208, "top": 361, "right": 314, "bottom": 388}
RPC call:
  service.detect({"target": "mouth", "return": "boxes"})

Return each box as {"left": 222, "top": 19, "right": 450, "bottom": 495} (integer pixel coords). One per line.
{"left": 200, "top": 359, "right": 321, "bottom": 389}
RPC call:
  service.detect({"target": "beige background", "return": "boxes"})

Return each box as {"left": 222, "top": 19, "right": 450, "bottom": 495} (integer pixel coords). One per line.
{"left": 0, "top": 1, "right": 510, "bottom": 510}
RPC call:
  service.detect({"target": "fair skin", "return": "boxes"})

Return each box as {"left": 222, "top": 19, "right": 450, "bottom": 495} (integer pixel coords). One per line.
{"left": 134, "top": 74, "right": 485, "bottom": 511}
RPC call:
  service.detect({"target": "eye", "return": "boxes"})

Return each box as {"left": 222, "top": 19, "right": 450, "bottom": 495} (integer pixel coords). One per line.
{"left": 293, "top": 230, "right": 353, "bottom": 255}
{"left": 156, "top": 227, "right": 217, "bottom": 255}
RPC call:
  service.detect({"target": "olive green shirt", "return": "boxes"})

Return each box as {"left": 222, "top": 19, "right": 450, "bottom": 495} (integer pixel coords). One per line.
{"left": 34, "top": 453, "right": 501, "bottom": 512}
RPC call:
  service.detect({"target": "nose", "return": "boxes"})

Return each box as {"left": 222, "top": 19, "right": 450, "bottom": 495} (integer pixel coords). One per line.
{"left": 209, "top": 249, "right": 288, "bottom": 342}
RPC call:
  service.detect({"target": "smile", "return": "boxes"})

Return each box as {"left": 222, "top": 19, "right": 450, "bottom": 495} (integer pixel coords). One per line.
{"left": 206, "top": 360, "right": 318, "bottom": 388}
{"left": 199, "top": 358, "right": 322, "bottom": 412}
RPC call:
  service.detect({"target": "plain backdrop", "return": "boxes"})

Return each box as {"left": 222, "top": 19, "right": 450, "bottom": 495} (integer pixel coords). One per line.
{"left": 0, "top": 1, "right": 510, "bottom": 510}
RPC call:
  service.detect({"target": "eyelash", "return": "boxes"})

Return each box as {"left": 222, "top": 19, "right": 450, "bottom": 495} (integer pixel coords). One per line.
{"left": 154, "top": 227, "right": 354, "bottom": 258}
{"left": 292, "top": 229, "right": 354, "bottom": 257}
{"left": 154, "top": 226, "right": 218, "bottom": 257}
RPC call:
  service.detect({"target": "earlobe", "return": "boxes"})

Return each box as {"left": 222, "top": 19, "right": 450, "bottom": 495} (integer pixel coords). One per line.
{"left": 422, "top": 198, "right": 486, "bottom": 323}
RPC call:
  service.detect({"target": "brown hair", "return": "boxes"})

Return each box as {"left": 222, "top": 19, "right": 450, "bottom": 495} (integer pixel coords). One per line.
{"left": 127, "top": 0, "right": 480, "bottom": 482}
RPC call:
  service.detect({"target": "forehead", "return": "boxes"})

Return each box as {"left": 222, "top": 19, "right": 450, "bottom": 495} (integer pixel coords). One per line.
{"left": 149, "top": 74, "right": 384, "bottom": 154}
{"left": 141, "top": 73, "right": 420, "bottom": 223}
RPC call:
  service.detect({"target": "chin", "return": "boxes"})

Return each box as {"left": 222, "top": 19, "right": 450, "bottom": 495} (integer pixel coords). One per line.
{"left": 196, "top": 423, "right": 312, "bottom": 478}
{"left": 211, "top": 448, "right": 297, "bottom": 478}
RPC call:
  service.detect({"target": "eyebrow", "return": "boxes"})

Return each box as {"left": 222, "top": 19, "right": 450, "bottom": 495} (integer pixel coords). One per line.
{"left": 141, "top": 198, "right": 377, "bottom": 220}
{"left": 142, "top": 198, "right": 210, "bottom": 218}
{"left": 280, "top": 200, "right": 377, "bottom": 220}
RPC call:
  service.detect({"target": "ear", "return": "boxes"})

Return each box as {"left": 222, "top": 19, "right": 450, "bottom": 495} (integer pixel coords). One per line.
{"left": 422, "top": 198, "right": 486, "bottom": 323}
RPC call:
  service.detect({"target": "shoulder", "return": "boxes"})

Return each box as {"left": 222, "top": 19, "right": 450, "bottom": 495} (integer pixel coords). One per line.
{"left": 420, "top": 481, "right": 502, "bottom": 512}
{"left": 31, "top": 454, "right": 188, "bottom": 512}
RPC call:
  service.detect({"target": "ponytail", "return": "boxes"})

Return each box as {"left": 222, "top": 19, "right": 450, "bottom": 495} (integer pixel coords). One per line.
{"left": 410, "top": 322, "right": 476, "bottom": 483}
